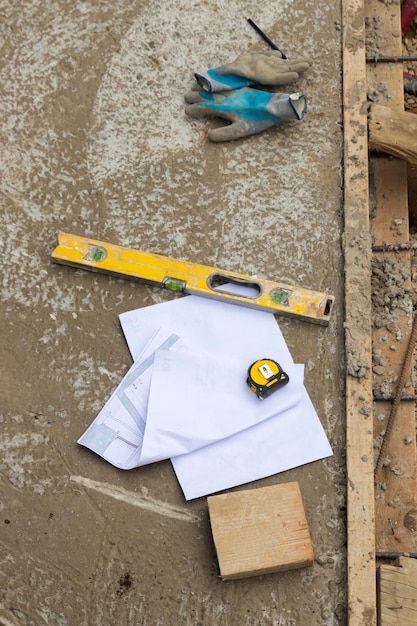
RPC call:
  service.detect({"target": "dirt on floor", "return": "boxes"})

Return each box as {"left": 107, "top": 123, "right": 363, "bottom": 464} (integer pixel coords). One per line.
{"left": 2, "top": 2, "right": 344, "bottom": 625}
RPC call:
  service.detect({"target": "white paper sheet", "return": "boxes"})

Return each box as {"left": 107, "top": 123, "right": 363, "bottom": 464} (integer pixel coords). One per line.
{"left": 119, "top": 294, "right": 291, "bottom": 364}
{"left": 78, "top": 321, "right": 304, "bottom": 469}
{"left": 141, "top": 349, "right": 303, "bottom": 463}
{"left": 119, "top": 296, "right": 333, "bottom": 499}
{"left": 172, "top": 387, "right": 330, "bottom": 500}
{"left": 77, "top": 327, "right": 187, "bottom": 469}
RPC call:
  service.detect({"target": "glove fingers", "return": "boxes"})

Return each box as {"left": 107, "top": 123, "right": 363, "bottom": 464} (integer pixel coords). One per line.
{"left": 222, "top": 50, "right": 284, "bottom": 71}
{"left": 185, "top": 102, "right": 236, "bottom": 123}
{"left": 218, "top": 53, "right": 313, "bottom": 85}
{"left": 208, "top": 120, "right": 248, "bottom": 142}
{"left": 232, "top": 62, "right": 312, "bottom": 84}
{"left": 252, "top": 62, "right": 311, "bottom": 85}
{"left": 269, "top": 72, "right": 301, "bottom": 86}
{"left": 185, "top": 90, "right": 225, "bottom": 105}
{"left": 208, "top": 119, "right": 275, "bottom": 142}
{"left": 285, "top": 59, "right": 313, "bottom": 73}
{"left": 185, "top": 103, "right": 218, "bottom": 118}
{"left": 185, "top": 91, "right": 239, "bottom": 122}
{"left": 224, "top": 51, "right": 313, "bottom": 68}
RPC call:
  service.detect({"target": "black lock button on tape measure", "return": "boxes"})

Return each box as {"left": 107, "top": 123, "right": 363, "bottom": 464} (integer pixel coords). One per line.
{"left": 247, "top": 358, "right": 289, "bottom": 400}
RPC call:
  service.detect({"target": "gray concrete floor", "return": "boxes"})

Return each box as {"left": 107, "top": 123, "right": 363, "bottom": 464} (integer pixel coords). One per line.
{"left": 1, "top": 2, "right": 345, "bottom": 624}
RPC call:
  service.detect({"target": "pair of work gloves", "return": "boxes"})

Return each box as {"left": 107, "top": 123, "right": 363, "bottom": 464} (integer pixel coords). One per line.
{"left": 185, "top": 51, "right": 312, "bottom": 142}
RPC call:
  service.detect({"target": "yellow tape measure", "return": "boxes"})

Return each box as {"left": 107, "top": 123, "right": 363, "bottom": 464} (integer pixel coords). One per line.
{"left": 247, "top": 359, "right": 289, "bottom": 400}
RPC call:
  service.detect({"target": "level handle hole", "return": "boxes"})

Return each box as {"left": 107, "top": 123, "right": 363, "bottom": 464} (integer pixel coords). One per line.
{"left": 207, "top": 273, "right": 261, "bottom": 298}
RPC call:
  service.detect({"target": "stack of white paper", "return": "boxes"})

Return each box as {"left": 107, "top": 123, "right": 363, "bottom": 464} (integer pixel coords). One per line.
{"left": 78, "top": 295, "right": 332, "bottom": 500}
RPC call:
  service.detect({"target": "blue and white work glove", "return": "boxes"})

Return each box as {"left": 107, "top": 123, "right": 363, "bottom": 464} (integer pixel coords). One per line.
{"left": 194, "top": 51, "right": 312, "bottom": 93}
{"left": 184, "top": 87, "right": 307, "bottom": 142}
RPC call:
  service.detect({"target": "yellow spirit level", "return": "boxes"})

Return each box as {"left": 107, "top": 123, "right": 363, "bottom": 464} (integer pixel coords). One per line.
{"left": 51, "top": 233, "right": 334, "bottom": 325}
{"left": 247, "top": 359, "right": 289, "bottom": 400}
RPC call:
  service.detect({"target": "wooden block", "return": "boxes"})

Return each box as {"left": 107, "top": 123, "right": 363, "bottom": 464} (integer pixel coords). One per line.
{"left": 378, "top": 557, "right": 417, "bottom": 625}
{"left": 207, "top": 482, "right": 313, "bottom": 580}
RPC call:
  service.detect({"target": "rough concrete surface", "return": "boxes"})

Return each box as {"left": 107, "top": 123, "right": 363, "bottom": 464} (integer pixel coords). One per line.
{"left": 0, "top": 1, "right": 345, "bottom": 625}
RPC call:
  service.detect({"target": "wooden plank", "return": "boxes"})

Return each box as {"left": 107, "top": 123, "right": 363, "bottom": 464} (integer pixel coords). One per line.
{"left": 207, "top": 483, "right": 313, "bottom": 580}
{"left": 369, "top": 103, "right": 417, "bottom": 164}
{"left": 378, "top": 557, "right": 417, "bottom": 625}
{"left": 370, "top": 159, "right": 417, "bottom": 554}
{"left": 342, "top": 0, "right": 377, "bottom": 623}
{"left": 366, "top": 0, "right": 417, "bottom": 555}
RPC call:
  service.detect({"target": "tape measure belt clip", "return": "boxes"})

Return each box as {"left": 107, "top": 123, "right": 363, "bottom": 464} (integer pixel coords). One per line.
{"left": 247, "top": 358, "right": 289, "bottom": 400}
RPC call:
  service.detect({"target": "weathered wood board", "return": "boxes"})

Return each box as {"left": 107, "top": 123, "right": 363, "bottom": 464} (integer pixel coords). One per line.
{"left": 378, "top": 556, "right": 417, "bottom": 625}
{"left": 369, "top": 104, "right": 417, "bottom": 164}
{"left": 207, "top": 483, "right": 313, "bottom": 581}
{"left": 366, "top": 0, "right": 417, "bottom": 556}
{"left": 343, "top": 0, "right": 376, "bottom": 623}
{"left": 343, "top": 0, "right": 417, "bottom": 621}
{"left": 370, "top": 158, "right": 417, "bottom": 554}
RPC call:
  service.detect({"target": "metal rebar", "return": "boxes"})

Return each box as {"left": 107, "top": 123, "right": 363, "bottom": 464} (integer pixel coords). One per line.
{"left": 374, "top": 316, "right": 417, "bottom": 481}
{"left": 373, "top": 394, "right": 417, "bottom": 402}
{"left": 366, "top": 55, "right": 417, "bottom": 63}
{"left": 376, "top": 551, "right": 417, "bottom": 559}
{"left": 372, "top": 242, "right": 417, "bottom": 252}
